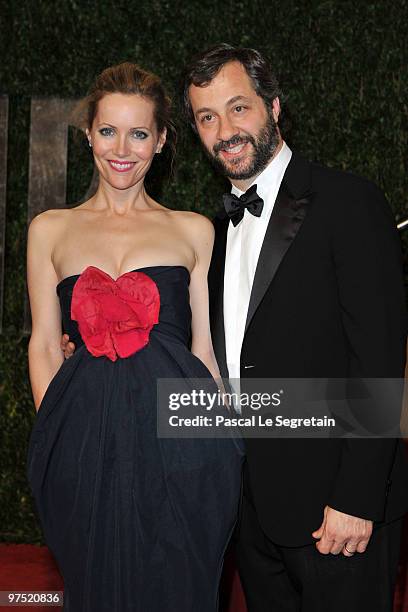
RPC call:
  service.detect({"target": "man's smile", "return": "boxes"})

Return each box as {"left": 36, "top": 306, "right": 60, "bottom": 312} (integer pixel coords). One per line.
{"left": 219, "top": 142, "right": 248, "bottom": 159}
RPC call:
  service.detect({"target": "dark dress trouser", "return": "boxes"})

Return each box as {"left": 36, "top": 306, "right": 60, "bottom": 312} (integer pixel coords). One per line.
{"left": 236, "top": 468, "right": 402, "bottom": 612}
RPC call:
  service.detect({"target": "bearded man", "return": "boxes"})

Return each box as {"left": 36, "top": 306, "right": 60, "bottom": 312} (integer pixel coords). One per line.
{"left": 183, "top": 44, "right": 408, "bottom": 612}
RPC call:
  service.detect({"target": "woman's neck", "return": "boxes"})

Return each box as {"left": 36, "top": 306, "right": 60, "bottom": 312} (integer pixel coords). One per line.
{"left": 89, "top": 178, "right": 155, "bottom": 215}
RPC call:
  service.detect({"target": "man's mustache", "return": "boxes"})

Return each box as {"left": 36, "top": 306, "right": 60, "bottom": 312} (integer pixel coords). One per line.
{"left": 213, "top": 134, "right": 254, "bottom": 154}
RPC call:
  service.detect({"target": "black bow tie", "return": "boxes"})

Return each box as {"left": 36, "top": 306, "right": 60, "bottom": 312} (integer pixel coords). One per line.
{"left": 223, "top": 184, "right": 264, "bottom": 227}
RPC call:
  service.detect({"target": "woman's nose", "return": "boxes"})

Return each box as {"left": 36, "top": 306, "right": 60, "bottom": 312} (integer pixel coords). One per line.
{"left": 112, "top": 135, "right": 130, "bottom": 157}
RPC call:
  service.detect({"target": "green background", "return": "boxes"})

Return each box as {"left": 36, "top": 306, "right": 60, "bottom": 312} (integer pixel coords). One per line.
{"left": 0, "top": 0, "right": 407, "bottom": 542}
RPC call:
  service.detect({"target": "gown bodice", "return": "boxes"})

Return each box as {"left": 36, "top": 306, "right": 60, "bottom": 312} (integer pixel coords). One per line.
{"left": 57, "top": 265, "right": 192, "bottom": 351}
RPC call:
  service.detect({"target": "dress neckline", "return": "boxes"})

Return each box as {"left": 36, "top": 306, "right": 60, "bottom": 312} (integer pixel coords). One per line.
{"left": 56, "top": 265, "right": 190, "bottom": 291}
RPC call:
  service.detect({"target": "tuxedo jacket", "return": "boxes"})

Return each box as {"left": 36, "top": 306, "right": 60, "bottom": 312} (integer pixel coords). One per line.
{"left": 208, "top": 151, "right": 408, "bottom": 546}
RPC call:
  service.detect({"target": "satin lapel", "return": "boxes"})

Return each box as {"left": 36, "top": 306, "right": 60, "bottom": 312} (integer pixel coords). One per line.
{"left": 209, "top": 212, "right": 229, "bottom": 378}
{"left": 244, "top": 182, "right": 310, "bottom": 335}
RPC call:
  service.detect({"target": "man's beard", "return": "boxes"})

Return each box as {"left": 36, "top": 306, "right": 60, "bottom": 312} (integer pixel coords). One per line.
{"left": 202, "top": 112, "right": 280, "bottom": 181}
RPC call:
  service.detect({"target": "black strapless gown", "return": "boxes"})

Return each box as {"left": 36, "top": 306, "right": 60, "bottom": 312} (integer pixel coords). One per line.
{"left": 27, "top": 265, "right": 244, "bottom": 612}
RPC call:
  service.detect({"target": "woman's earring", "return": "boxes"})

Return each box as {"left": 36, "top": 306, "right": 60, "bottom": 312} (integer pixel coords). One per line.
{"left": 88, "top": 140, "right": 92, "bottom": 148}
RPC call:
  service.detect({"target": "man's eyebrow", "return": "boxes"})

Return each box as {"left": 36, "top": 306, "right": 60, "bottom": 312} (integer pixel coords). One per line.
{"left": 227, "top": 95, "right": 251, "bottom": 106}
{"left": 194, "top": 95, "right": 251, "bottom": 116}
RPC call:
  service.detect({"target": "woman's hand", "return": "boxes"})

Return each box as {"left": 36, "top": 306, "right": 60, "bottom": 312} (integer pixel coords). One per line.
{"left": 61, "top": 333, "right": 76, "bottom": 359}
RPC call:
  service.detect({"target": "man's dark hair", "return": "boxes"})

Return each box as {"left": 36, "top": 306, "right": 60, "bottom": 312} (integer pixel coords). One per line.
{"left": 181, "top": 43, "right": 285, "bottom": 133}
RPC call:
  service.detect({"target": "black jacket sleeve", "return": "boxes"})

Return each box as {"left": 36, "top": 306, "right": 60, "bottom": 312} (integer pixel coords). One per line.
{"left": 327, "top": 179, "right": 407, "bottom": 520}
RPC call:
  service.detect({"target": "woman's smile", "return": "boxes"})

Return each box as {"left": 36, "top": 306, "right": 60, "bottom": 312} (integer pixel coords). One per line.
{"left": 108, "top": 160, "right": 137, "bottom": 172}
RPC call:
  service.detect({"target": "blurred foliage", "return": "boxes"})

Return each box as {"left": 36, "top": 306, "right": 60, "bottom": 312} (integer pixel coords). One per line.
{"left": 0, "top": 0, "right": 407, "bottom": 542}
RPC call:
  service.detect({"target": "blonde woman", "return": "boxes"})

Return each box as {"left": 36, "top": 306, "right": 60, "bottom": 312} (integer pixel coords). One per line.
{"left": 27, "top": 62, "right": 243, "bottom": 611}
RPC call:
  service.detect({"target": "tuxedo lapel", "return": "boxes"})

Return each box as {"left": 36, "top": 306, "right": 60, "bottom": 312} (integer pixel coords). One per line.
{"left": 244, "top": 153, "right": 313, "bottom": 335}
{"left": 208, "top": 211, "right": 229, "bottom": 378}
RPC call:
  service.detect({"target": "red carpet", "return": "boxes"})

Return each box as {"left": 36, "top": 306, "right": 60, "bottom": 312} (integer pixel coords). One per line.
{"left": 0, "top": 544, "right": 63, "bottom": 611}
{"left": 0, "top": 535, "right": 407, "bottom": 611}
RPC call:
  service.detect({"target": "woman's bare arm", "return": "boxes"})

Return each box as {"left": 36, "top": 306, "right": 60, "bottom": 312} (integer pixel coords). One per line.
{"left": 188, "top": 214, "right": 221, "bottom": 382}
{"left": 27, "top": 211, "right": 64, "bottom": 411}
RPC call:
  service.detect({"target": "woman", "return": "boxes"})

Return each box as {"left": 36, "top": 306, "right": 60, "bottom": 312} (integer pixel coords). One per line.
{"left": 26, "top": 62, "right": 243, "bottom": 611}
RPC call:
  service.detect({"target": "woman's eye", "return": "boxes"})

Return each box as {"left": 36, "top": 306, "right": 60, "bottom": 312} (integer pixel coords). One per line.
{"left": 131, "top": 130, "right": 148, "bottom": 139}
{"left": 99, "top": 127, "right": 114, "bottom": 137}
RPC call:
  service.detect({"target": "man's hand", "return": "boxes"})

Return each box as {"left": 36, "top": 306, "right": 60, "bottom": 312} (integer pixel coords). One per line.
{"left": 312, "top": 505, "right": 373, "bottom": 556}
{"left": 61, "top": 333, "right": 76, "bottom": 359}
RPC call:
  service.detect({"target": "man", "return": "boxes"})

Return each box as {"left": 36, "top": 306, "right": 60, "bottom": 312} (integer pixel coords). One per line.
{"left": 62, "top": 45, "right": 408, "bottom": 610}
{"left": 182, "top": 44, "right": 408, "bottom": 611}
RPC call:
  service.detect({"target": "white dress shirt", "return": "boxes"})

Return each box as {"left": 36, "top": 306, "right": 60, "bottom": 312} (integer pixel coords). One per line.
{"left": 223, "top": 141, "right": 292, "bottom": 384}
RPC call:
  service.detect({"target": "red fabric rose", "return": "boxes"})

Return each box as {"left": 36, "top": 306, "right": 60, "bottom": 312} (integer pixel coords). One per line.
{"left": 71, "top": 266, "right": 160, "bottom": 361}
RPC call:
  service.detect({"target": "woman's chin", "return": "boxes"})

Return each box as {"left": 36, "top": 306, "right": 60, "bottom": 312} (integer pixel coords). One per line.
{"left": 101, "top": 172, "right": 144, "bottom": 191}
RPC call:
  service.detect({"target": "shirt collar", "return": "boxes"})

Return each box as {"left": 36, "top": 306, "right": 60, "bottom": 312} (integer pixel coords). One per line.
{"left": 230, "top": 141, "right": 292, "bottom": 205}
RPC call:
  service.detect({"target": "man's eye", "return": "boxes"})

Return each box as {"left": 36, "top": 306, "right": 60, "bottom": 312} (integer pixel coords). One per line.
{"left": 99, "top": 127, "right": 115, "bottom": 136}
{"left": 235, "top": 106, "right": 245, "bottom": 113}
{"left": 201, "top": 114, "right": 214, "bottom": 123}
{"left": 131, "top": 130, "right": 148, "bottom": 139}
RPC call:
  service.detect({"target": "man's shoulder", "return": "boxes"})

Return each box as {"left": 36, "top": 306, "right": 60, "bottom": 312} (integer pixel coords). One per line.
{"left": 288, "top": 152, "right": 381, "bottom": 201}
{"left": 310, "top": 159, "right": 379, "bottom": 194}
{"left": 286, "top": 152, "right": 393, "bottom": 227}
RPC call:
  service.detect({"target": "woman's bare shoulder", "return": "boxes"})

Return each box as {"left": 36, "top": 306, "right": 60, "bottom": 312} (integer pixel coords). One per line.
{"left": 29, "top": 207, "right": 74, "bottom": 224}
{"left": 28, "top": 208, "right": 74, "bottom": 243}
{"left": 169, "top": 209, "right": 214, "bottom": 236}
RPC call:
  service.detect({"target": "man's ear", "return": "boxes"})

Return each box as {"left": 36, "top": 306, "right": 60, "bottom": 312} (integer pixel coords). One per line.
{"left": 272, "top": 97, "right": 281, "bottom": 123}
